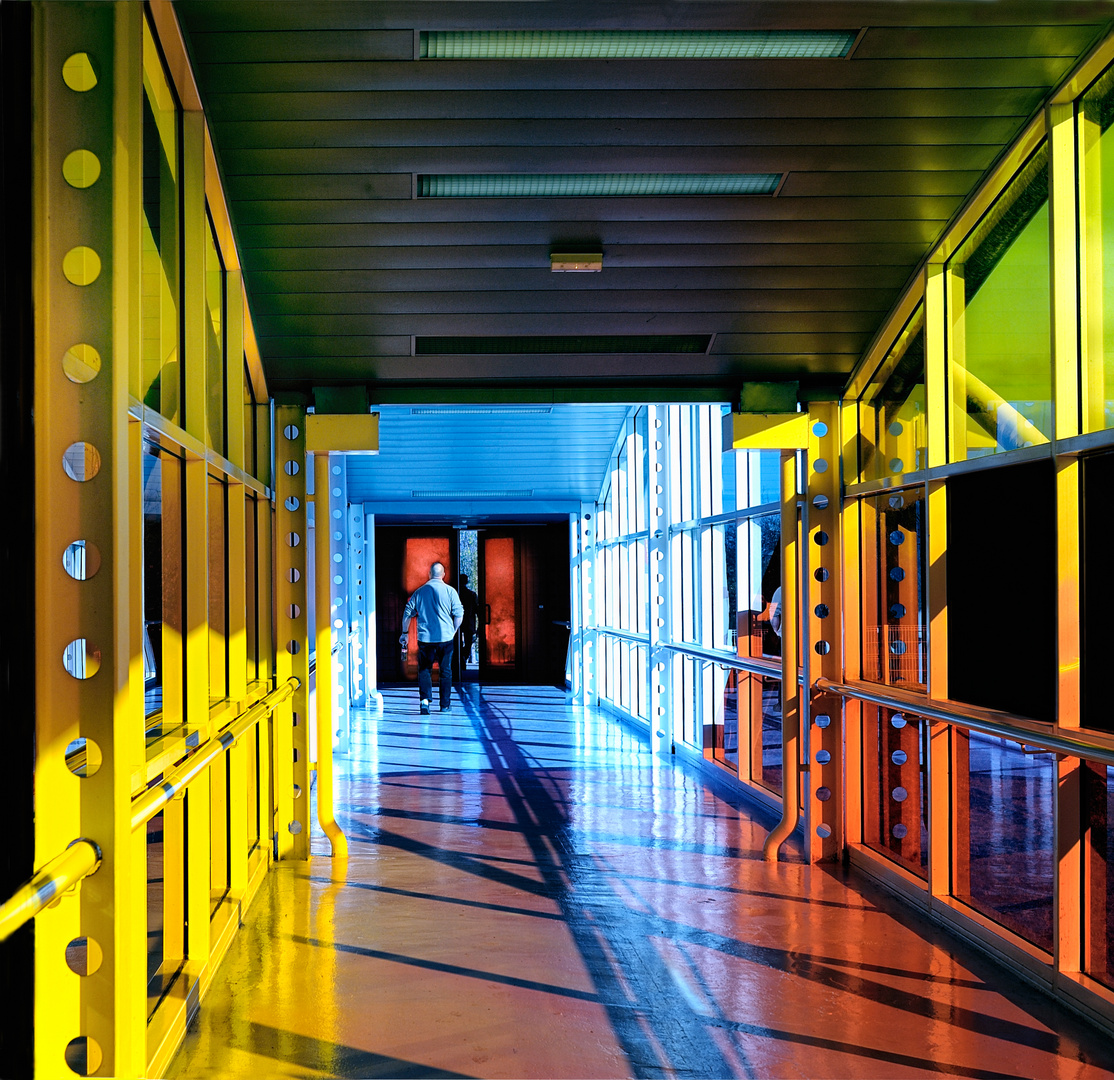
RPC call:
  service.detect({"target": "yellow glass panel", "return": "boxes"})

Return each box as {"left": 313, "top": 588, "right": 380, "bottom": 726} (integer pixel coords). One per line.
{"left": 947, "top": 146, "right": 1052, "bottom": 461}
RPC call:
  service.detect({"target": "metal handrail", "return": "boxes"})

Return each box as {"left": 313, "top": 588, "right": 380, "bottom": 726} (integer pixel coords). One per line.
{"left": 131, "top": 676, "right": 299, "bottom": 832}
{"left": 0, "top": 839, "right": 102, "bottom": 942}
{"left": 593, "top": 626, "right": 783, "bottom": 680}
{"left": 816, "top": 677, "right": 1114, "bottom": 767}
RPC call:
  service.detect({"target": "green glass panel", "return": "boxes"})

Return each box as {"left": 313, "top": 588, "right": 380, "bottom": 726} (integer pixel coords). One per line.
{"left": 1081, "top": 64, "right": 1114, "bottom": 432}
{"left": 949, "top": 147, "right": 1051, "bottom": 460}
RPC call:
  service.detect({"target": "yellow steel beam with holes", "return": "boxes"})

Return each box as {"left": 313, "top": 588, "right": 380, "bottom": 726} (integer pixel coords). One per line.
{"left": 33, "top": 3, "right": 148, "bottom": 1074}
{"left": 763, "top": 449, "right": 801, "bottom": 861}
{"left": 275, "top": 406, "right": 310, "bottom": 857}
{"left": 315, "top": 453, "right": 349, "bottom": 858}
{"left": 305, "top": 412, "right": 380, "bottom": 453}
{"left": 805, "top": 403, "right": 843, "bottom": 863}
{"left": 726, "top": 411, "right": 808, "bottom": 451}
{"left": 0, "top": 840, "right": 102, "bottom": 942}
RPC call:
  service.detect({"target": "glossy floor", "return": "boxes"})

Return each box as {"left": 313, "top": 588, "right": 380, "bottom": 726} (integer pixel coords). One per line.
{"left": 168, "top": 685, "right": 1114, "bottom": 1079}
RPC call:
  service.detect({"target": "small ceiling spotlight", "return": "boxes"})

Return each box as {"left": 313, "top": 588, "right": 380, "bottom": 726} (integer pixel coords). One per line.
{"left": 551, "top": 251, "right": 603, "bottom": 272}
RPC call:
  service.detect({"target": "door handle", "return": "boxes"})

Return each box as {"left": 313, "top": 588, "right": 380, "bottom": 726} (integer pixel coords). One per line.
{"left": 486, "top": 604, "right": 491, "bottom": 625}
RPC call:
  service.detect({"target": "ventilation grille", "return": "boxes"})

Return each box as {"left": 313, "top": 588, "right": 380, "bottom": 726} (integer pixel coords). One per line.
{"left": 409, "top": 406, "right": 553, "bottom": 415}
{"left": 416, "top": 334, "right": 711, "bottom": 355}
{"left": 417, "top": 173, "right": 780, "bottom": 198}
{"left": 412, "top": 489, "right": 534, "bottom": 499}
{"left": 420, "top": 30, "right": 857, "bottom": 60}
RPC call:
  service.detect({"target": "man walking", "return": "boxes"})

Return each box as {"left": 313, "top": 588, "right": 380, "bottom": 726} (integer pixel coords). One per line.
{"left": 458, "top": 573, "right": 480, "bottom": 668}
{"left": 400, "top": 562, "right": 464, "bottom": 714}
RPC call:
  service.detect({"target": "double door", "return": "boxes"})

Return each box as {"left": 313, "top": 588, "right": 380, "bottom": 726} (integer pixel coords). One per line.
{"left": 374, "top": 525, "right": 568, "bottom": 685}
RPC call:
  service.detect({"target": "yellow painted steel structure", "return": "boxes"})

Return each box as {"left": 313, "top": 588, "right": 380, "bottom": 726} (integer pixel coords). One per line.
{"left": 17, "top": 3, "right": 1114, "bottom": 1073}
{"left": 25, "top": 4, "right": 317, "bottom": 1075}
{"left": 836, "top": 25, "right": 1114, "bottom": 1036}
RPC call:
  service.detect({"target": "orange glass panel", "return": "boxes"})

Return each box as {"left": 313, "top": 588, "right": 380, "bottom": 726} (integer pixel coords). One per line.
{"left": 404, "top": 537, "right": 450, "bottom": 593}
{"left": 484, "top": 536, "right": 516, "bottom": 668}
{"left": 403, "top": 536, "right": 451, "bottom": 679}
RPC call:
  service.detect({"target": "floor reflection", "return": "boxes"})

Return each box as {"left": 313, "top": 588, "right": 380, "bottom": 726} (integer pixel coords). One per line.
{"left": 168, "top": 685, "right": 1114, "bottom": 1080}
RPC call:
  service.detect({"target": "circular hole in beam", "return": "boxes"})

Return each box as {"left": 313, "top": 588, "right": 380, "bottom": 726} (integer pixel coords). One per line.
{"left": 64, "top": 737, "right": 102, "bottom": 778}
{"left": 62, "top": 149, "right": 101, "bottom": 189}
{"left": 65, "top": 936, "right": 103, "bottom": 977}
{"left": 62, "top": 246, "right": 101, "bottom": 286}
{"left": 64, "top": 1035, "right": 102, "bottom": 1077}
{"left": 62, "top": 640, "right": 101, "bottom": 681}
{"left": 62, "top": 442, "right": 101, "bottom": 482}
{"left": 62, "top": 343, "right": 101, "bottom": 384}
{"left": 62, "top": 53, "right": 97, "bottom": 92}
{"left": 62, "top": 540, "right": 101, "bottom": 580}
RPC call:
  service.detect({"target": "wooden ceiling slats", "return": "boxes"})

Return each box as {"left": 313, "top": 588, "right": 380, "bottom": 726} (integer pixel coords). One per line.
{"left": 245, "top": 266, "right": 914, "bottom": 293}
{"left": 210, "top": 116, "right": 1022, "bottom": 149}
{"left": 265, "top": 355, "right": 860, "bottom": 381}
{"left": 184, "top": 23, "right": 1101, "bottom": 63}
{"left": 216, "top": 144, "right": 1004, "bottom": 176}
{"left": 227, "top": 173, "right": 978, "bottom": 202}
{"left": 234, "top": 220, "right": 943, "bottom": 247}
{"left": 176, "top": 1, "right": 1113, "bottom": 33}
{"left": 240, "top": 243, "right": 932, "bottom": 271}
{"left": 247, "top": 290, "right": 900, "bottom": 318}
{"left": 205, "top": 88, "right": 1043, "bottom": 123}
{"left": 229, "top": 196, "right": 961, "bottom": 226}
{"left": 252, "top": 311, "right": 883, "bottom": 335}
{"left": 192, "top": 56, "right": 1082, "bottom": 94}
{"left": 171, "top": 1, "right": 1114, "bottom": 394}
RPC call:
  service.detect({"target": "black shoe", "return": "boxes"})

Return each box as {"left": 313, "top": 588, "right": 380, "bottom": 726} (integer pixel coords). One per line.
{"left": 420, "top": 701, "right": 431, "bottom": 715}
{"left": 440, "top": 704, "right": 453, "bottom": 713}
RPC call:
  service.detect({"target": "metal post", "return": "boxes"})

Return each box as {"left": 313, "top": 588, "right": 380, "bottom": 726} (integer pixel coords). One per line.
{"left": 313, "top": 452, "right": 348, "bottom": 858}
{"left": 763, "top": 450, "right": 801, "bottom": 860}
{"left": 649, "top": 405, "right": 672, "bottom": 755}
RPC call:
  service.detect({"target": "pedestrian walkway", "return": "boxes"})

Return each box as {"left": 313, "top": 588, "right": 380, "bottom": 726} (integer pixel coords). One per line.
{"left": 168, "top": 685, "right": 1114, "bottom": 1079}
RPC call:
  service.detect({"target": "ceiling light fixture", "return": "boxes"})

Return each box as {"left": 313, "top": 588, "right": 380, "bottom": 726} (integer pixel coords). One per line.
{"left": 551, "top": 252, "right": 603, "bottom": 272}
{"left": 420, "top": 30, "right": 858, "bottom": 60}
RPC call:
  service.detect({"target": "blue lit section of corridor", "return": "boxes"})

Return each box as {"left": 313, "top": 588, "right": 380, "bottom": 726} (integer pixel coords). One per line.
{"left": 168, "top": 686, "right": 1114, "bottom": 1080}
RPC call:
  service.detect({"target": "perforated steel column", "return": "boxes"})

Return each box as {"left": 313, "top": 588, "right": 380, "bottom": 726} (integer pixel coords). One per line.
{"left": 805, "top": 402, "right": 843, "bottom": 862}
{"left": 32, "top": 5, "right": 146, "bottom": 1073}
{"left": 578, "top": 501, "right": 597, "bottom": 705}
{"left": 649, "top": 405, "right": 672, "bottom": 754}
{"left": 274, "top": 406, "right": 309, "bottom": 858}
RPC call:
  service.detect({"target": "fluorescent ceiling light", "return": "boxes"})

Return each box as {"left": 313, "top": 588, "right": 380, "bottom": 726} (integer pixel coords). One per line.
{"left": 418, "top": 173, "right": 780, "bottom": 198}
{"left": 551, "top": 252, "right": 603, "bottom": 272}
{"left": 420, "top": 30, "right": 857, "bottom": 60}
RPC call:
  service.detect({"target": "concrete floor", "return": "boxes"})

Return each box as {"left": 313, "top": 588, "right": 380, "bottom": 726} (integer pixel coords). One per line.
{"left": 168, "top": 685, "right": 1114, "bottom": 1079}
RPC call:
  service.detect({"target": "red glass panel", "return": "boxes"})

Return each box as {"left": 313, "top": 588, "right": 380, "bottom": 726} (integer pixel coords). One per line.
{"left": 484, "top": 536, "right": 516, "bottom": 668}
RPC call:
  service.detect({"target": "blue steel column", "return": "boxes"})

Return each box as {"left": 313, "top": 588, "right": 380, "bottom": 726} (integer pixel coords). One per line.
{"left": 649, "top": 405, "right": 673, "bottom": 754}
{"left": 359, "top": 508, "right": 383, "bottom": 711}
{"left": 578, "top": 501, "right": 597, "bottom": 705}
{"left": 347, "top": 502, "right": 367, "bottom": 709}
{"left": 324, "top": 455, "right": 350, "bottom": 755}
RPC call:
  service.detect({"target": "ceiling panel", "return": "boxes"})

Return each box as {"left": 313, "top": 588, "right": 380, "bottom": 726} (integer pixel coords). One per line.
{"left": 173, "top": 0, "right": 1114, "bottom": 399}
{"left": 344, "top": 403, "right": 632, "bottom": 517}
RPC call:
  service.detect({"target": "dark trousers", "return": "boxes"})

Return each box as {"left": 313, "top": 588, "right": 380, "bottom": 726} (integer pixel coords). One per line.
{"left": 417, "top": 639, "right": 455, "bottom": 708}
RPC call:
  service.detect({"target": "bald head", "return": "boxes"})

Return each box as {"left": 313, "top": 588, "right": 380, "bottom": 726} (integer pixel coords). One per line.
{"left": 430, "top": 562, "right": 446, "bottom": 580}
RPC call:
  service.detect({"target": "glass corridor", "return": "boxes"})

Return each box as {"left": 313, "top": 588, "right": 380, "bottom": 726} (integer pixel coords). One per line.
{"left": 8, "top": 5, "right": 1114, "bottom": 1078}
